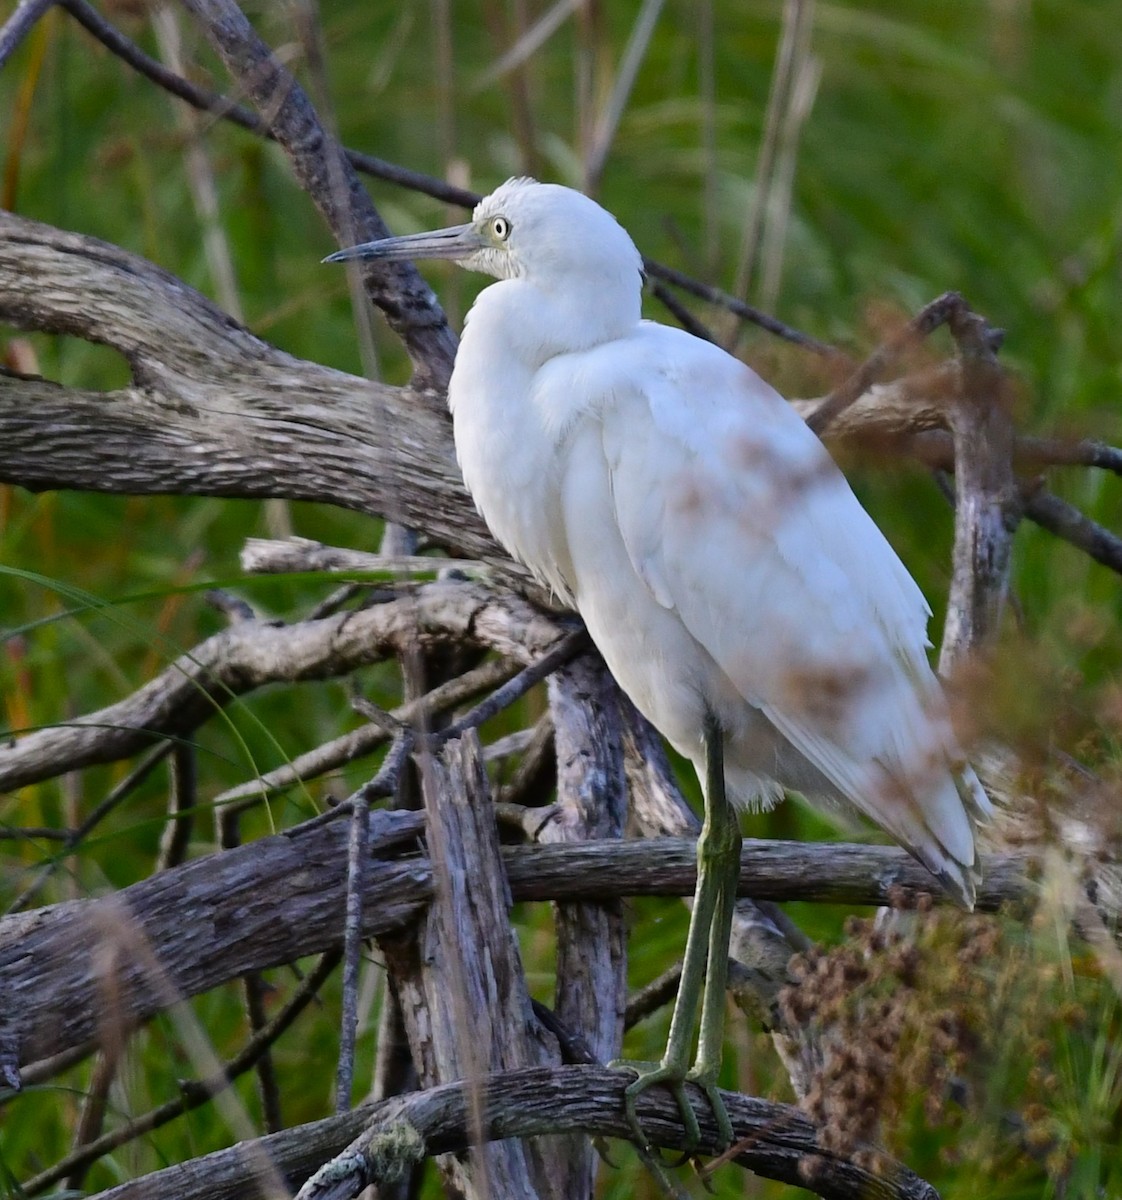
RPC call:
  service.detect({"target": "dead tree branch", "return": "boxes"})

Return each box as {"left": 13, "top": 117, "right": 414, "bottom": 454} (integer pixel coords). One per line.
{"left": 212, "top": 654, "right": 518, "bottom": 813}
{"left": 3, "top": 219, "right": 1117, "bottom": 600}
{"left": 0, "top": 211, "right": 496, "bottom": 557}
{"left": 85, "top": 1065, "right": 941, "bottom": 1200}
{"left": 173, "top": 0, "right": 457, "bottom": 383}
{"left": 4, "top": 803, "right": 1102, "bottom": 1081}
{"left": 1024, "top": 488, "right": 1122, "bottom": 575}
{"left": 239, "top": 537, "right": 484, "bottom": 578}
{"left": 542, "top": 656, "right": 629, "bottom": 1197}
{"left": 939, "top": 300, "right": 1020, "bottom": 666}
{"left": 0, "top": 579, "right": 562, "bottom": 794}
{"left": 379, "top": 733, "right": 563, "bottom": 1198}
{"left": 2, "top": 4, "right": 1120, "bottom": 1193}
{"left": 807, "top": 291, "right": 1003, "bottom": 437}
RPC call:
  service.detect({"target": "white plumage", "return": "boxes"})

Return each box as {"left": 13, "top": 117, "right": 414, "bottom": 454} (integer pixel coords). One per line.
{"left": 446, "top": 177, "right": 989, "bottom": 902}
{"left": 326, "top": 177, "right": 990, "bottom": 1144}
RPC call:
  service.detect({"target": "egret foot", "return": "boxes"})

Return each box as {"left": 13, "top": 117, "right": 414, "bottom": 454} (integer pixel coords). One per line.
{"left": 612, "top": 1058, "right": 735, "bottom": 1160}
{"left": 612, "top": 1058, "right": 700, "bottom": 1154}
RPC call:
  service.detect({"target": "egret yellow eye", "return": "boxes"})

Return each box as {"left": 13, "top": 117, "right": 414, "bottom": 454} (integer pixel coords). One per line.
{"left": 491, "top": 216, "right": 511, "bottom": 241}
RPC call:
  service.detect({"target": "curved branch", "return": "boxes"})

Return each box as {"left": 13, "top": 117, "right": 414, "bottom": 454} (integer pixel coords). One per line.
{"left": 81, "top": 1066, "right": 940, "bottom": 1200}
{"left": 0, "top": 579, "right": 563, "bottom": 793}
{"left": 4, "top": 219, "right": 1117, "bottom": 595}
{"left": 172, "top": 0, "right": 457, "bottom": 381}
{"left": 0, "top": 212, "right": 487, "bottom": 550}
{"left": 309, "top": 1067, "right": 937, "bottom": 1200}
{"left": 0, "top": 0, "right": 53, "bottom": 69}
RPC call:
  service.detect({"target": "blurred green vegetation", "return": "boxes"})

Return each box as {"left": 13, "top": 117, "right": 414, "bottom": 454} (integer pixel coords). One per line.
{"left": 2, "top": 0, "right": 1121, "bottom": 1196}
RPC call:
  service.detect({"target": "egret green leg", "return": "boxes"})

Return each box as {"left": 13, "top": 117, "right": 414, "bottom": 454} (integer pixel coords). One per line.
{"left": 686, "top": 766, "right": 740, "bottom": 1148}
{"left": 614, "top": 713, "right": 741, "bottom": 1153}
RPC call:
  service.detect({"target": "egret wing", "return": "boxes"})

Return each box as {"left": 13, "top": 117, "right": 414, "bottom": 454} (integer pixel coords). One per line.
{"left": 597, "top": 327, "right": 973, "bottom": 866}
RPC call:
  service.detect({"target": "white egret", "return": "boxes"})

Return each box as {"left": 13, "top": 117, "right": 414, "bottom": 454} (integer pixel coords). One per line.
{"left": 326, "top": 177, "right": 990, "bottom": 1150}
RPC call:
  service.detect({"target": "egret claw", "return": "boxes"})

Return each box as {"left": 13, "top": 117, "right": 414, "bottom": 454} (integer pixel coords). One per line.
{"left": 634, "top": 1140, "right": 691, "bottom": 1200}
{"left": 686, "top": 1068, "right": 734, "bottom": 1149}
{"left": 591, "top": 1134, "right": 618, "bottom": 1169}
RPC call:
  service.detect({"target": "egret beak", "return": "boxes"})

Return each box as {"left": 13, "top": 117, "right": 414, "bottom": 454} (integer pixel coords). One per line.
{"left": 323, "top": 223, "right": 484, "bottom": 265}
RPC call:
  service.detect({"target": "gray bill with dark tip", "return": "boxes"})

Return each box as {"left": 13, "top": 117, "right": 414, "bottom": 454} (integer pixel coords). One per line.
{"left": 323, "top": 223, "right": 484, "bottom": 264}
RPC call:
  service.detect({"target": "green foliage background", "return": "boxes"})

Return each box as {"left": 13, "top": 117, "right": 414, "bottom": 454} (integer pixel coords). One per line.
{"left": 2, "top": 1, "right": 1121, "bottom": 1196}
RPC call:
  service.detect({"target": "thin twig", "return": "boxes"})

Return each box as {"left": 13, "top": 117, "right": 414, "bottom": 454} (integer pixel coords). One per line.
{"left": 293, "top": 738, "right": 418, "bottom": 837}
{"left": 416, "top": 628, "right": 589, "bottom": 752}
{"left": 482, "top": 726, "right": 538, "bottom": 762}
{"left": 63, "top": 1045, "right": 121, "bottom": 1190}
{"left": 1025, "top": 488, "right": 1122, "bottom": 575}
{"left": 216, "top": 653, "right": 519, "bottom": 813}
{"left": 215, "top": 806, "right": 284, "bottom": 1134}
{"left": 356, "top": 734, "right": 415, "bottom": 806}
{"left": 0, "top": 0, "right": 54, "bottom": 70}
{"left": 649, "top": 280, "right": 717, "bottom": 342}
{"left": 308, "top": 583, "right": 364, "bottom": 620}
{"left": 244, "top": 972, "right": 284, "bottom": 1133}
{"left": 335, "top": 784, "right": 372, "bottom": 1113}
{"left": 203, "top": 588, "right": 257, "bottom": 623}
{"left": 624, "top": 961, "right": 684, "bottom": 1029}
{"left": 348, "top": 690, "right": 405, "bottom": 738}
{"left": 60, "top": 0, "right": 467, "bottom": 209}
{"left": 9, "top": 741, "right": 175, "bottom": 912}
{"left": 496, "top": 712, "right": 556, "bottom": 807}
{"left": 529, "top": 1000, "right": 600, "bottom": 1066}
{"left": 1017, "top": 436, "right": 1122, "bottom": 476}
{"left": 808, "top": 291, "right": 1003, "bottom": 436}
{"left": 643, "top": 258, "right": 834, "bottom": 353}
{"left": 0, "top": 824, "right": 71, "bottom": 842}
{"left": 155, "top": 744, "right": 197, "bottom": 872}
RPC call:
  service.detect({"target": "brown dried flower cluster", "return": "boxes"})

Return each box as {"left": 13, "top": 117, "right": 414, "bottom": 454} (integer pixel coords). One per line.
{"left": 775, "top": 886, "right": 1106, "bottom": 1187}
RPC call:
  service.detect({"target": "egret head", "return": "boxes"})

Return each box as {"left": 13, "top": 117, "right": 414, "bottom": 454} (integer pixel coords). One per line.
{"left": 325, "top": 177, "right": 643, "bottom": 290}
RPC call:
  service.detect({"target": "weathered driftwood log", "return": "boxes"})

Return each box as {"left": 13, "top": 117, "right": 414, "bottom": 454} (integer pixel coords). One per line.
{"left": 0, "top": 804, "right": 1077, "bottom": 1082}
{"left": 0, "top": 210, "right": 485, "bottom": 559}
